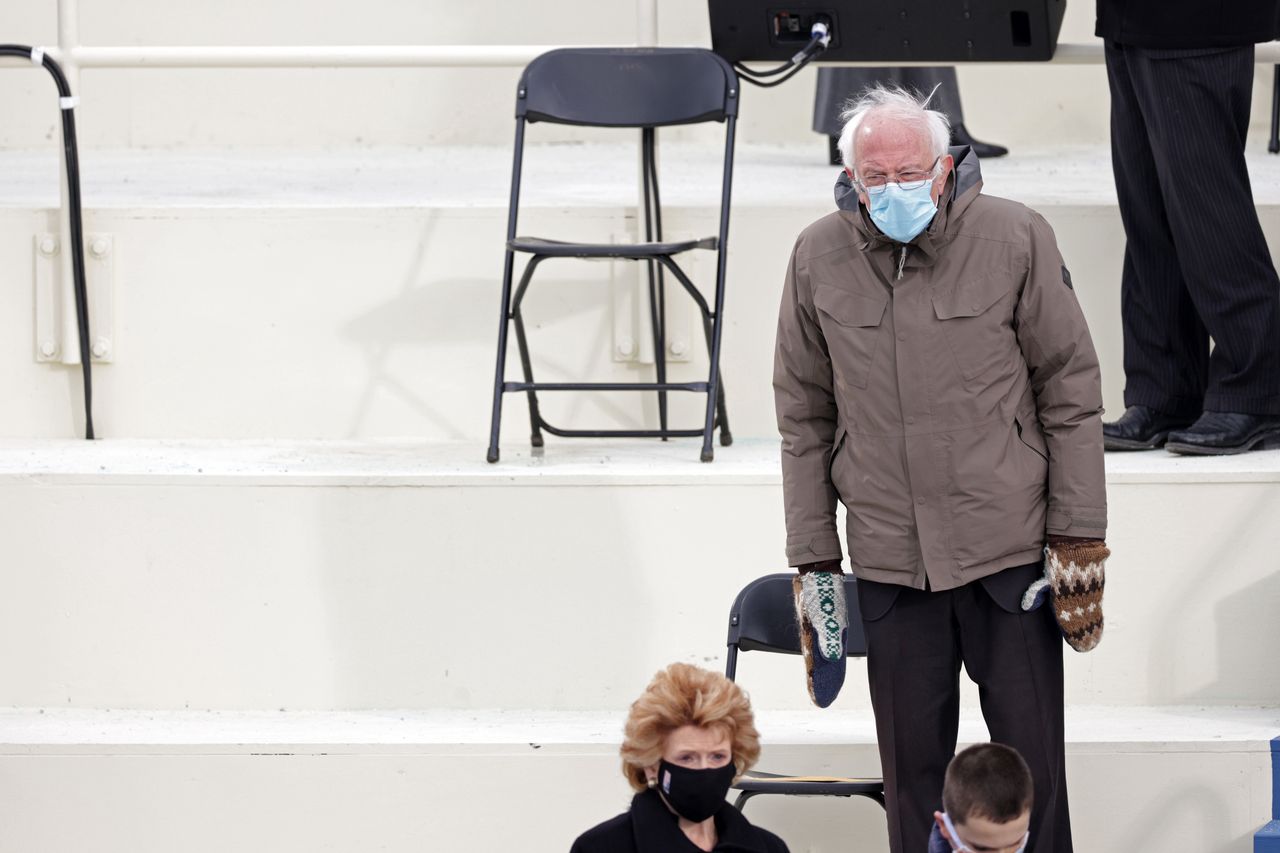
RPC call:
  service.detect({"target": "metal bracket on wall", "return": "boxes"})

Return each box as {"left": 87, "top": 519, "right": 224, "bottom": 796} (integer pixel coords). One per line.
{"left": 610, "top": 229, "right": 693, "bottom": 365}
{"left": 34, "top": 232, "right": 114, "bottom": 364}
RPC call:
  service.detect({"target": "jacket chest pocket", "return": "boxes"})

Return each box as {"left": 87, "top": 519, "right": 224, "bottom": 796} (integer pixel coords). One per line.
{"left": 814, "top": 284, "right": 888, "bottom": 390}
{"left": 931, "top": 277, "right": 1016, "bottom": 385}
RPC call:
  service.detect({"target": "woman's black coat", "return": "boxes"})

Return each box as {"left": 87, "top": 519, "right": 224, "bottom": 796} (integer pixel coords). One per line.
{"left": 570, "top": 790, "right": 789, "bottom": 853}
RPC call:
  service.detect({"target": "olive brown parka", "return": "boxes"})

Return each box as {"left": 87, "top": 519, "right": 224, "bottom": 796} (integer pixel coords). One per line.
{"left": 774, "top": 146, "right": 1107, "bottom": 591}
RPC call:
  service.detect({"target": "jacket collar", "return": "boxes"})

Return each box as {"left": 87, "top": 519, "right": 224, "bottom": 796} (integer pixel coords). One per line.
{"left": 630, "top": 789, "right": 772, "bottom": 853}
{"left": 832, "top": 143, "right": 984, "bottom": 264}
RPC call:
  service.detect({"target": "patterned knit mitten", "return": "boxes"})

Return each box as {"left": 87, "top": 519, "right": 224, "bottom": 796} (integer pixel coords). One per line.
{"left": 793, "top": 571, "right": 847, "bottom": 707}
{"left": 1022, "top": 540, "right": 1110, "bottom": 652}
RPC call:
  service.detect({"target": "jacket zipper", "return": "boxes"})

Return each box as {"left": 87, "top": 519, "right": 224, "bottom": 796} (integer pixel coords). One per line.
{"left": 896, "top": 245, "right": 908, "bottom": 280}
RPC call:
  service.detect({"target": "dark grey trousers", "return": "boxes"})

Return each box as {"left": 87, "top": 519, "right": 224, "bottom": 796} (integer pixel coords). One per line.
{"left": 1106, "top": 41, "right": 1280, "bottom": 416}
{"left": 858, "top": 562, "right": 1071, "bottom": 853}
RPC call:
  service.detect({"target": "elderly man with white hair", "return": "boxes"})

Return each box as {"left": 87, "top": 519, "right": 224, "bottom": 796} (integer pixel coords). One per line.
{"left": 774, "top": 86, "right": 1110, "bottom": 853}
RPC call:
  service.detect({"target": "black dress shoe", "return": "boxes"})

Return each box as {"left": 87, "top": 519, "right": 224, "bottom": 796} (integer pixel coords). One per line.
{"left": 950, "top": 123, "right": 1009, "bottom": 159}
{"left": 1165, "top": 411, "right": 1280, "bottom": 455}
{"left": 1103, "top": 405, "right": 1196, "bottom": 451}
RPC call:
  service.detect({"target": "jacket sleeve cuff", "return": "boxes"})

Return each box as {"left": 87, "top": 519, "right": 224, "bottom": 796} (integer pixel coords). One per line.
{"left": 786, "top": 532, "right": 844, "bottom": 566}
{"left": 1046, "top": 506, "right": 1107, "bottom": 539}
{"left": 797, "top": 559, "right": 844, "bottom": 575}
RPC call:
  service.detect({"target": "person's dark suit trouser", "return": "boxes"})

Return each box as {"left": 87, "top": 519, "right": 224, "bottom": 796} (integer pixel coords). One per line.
{"left": 1105, "top": 41, "right": 1280, "bottom": 417}
{"left": 858, "top": 563, "right": 1071, "bottom": 853}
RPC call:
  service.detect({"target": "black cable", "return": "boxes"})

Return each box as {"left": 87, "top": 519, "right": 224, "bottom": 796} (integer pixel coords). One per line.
{"left": 733, "top": 35, "right": 823, "bottom": 78}
{"left": 0, "top": 44, "right": 94, "bottom": 439}
{"left": 733, "top": 23, "right": 830, "bottom": 88}
{"left": 734, "top": 60, "right": 815, "bottom": 89}
{"left": 733, "top": 56, "right": 806, "bottom": 78}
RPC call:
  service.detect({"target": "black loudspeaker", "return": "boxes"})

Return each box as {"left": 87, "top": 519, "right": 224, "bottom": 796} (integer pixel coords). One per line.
{"left": 707, "top": 1, "right": 1067, "bottom": 63}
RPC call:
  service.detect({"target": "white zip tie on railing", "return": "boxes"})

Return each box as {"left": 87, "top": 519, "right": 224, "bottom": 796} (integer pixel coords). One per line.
{"left": 30, "top": 47, "right": 45, "bottom": 66}
{"left": 59, "top": 95, "right": 79, "bottom": 109}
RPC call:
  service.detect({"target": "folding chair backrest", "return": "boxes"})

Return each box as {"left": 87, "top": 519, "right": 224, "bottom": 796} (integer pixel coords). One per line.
{"left": 726, "top": 574, "right": 869, "bottom": 667}
{"left": 517, "top": 48, "right": 739, "bottom": 127}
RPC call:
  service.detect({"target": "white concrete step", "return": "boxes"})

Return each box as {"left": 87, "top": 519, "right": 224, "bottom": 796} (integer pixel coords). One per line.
{"left": 4, "top": 144, "right": 1280, "bottom": 440}
{"left": 0, "top": 705, "right": 1274, "bottom": 852}
{"left": 0, "top": 142, "right": 1179, "bottom": 211}
{"left": 3, "top": 438, "right": 1278, "bottom": 710}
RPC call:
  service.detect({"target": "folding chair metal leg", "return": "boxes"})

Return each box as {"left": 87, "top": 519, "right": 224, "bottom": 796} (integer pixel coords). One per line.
{"left": 653, "top": 255, "right": 730, "bottom": 455}
{"left": 487, "top": 249, "right": 519, "bottom": 464}
{"left": 511, "top": 309, "right": 545, "bottom": 448}
{"left": 701, "top": 336, "right": 725, "bottom": 462}
{"left": 1270, "top": 64, "right": 1280, "bottom": 154}
{"left": 715, "top": 373, "right": 732, "bottom": 446}
{"left": 656, "top": 256, "right": 712, "bottom": 317}
{"left": 698, "top": 311, "right": 732, "bottom": 447}
{"left": 647, "top": 261, "right": 669, "bottom": 439}
{"left": 489, "top": 118, "right": 529, "bottom": 464}
{"left": 702, "top": 117, "right": 737, "bottom": 462}
{"left": 641, "top": 127, "right": 669, "bottom": 438}
{"left": 658, "top": 272, "right": 668, "bottom": 437}
{"left": 511, "top": 255, "right": 549, "bottom": 449}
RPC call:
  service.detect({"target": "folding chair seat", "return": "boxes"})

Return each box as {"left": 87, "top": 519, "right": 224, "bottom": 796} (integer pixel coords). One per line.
{"left": 487, "top": 48, "right": 739, "bottom": 464}
{"left": 725, "top": 574, "right": 887, "bottom": 815}
{"left": 507, "top": 236, "right": 718, "bottom": 258}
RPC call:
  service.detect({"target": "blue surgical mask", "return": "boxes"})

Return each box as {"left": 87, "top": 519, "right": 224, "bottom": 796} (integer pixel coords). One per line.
{"left": 941, "top": 812, "right": 1029, "bottom": 853}
{"left": 867, "top": 180, "right": 938, "bottom": 244}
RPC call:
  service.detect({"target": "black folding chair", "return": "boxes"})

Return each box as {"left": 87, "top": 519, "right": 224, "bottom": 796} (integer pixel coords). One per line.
{"left": 486, "top": 48, "right": 738, "bottom": 464}
{"left": 725, "top": 574, "right": 886, "bottom": 814}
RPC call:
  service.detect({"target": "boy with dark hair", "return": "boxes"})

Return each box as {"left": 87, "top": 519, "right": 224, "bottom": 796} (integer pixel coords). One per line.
{"left": 929, "top": 743, "right": 1033, "bottom": 853}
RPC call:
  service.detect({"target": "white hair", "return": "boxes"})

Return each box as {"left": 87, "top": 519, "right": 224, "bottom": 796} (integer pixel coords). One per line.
{"left": 836, "top": 84, "right": 952, "bottom": 173}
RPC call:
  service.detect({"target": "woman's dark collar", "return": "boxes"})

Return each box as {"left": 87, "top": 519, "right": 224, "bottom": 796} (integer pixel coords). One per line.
{"left": 630, "top": 789, "right": 772, "bottom": 853}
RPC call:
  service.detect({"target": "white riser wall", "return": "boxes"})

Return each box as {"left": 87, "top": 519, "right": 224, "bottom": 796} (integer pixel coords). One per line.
{"left": 2, "top": 451, "right": 1277, "bottom": 710}
{"left": 0, "top": 742, "right": 1271, "bottom": 853}
{"left": 7, "top": 197, "right": 1272, "bottom": 441}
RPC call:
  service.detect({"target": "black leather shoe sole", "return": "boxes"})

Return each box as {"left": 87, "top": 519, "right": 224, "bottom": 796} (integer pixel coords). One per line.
{"left": 1104, "top": 430, "right": 1172, "bottom": 451}
{"left": 1165, "top": 427, "right": 1280, "bottom": 456}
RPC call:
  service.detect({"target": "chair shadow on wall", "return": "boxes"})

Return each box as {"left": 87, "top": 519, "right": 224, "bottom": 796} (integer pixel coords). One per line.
{"left": 341, "top": 216, "right": 680, "bottom": 440}
{"left": 1149, "top": 489, "right": 1280, "bottom": 705}
{"left": 313, "top": 453, "right": 661, "bottom": 711}
{"left": 1104, "top": 775, "right": 1242, "bottom": 853}
{"left": 1178, "top": 568, "right": 1280, "bottom": 704}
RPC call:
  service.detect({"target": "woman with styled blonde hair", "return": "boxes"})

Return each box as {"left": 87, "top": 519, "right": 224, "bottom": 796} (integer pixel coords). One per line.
{"left": 570, "top": 663, "right": 789, "bottom": 853}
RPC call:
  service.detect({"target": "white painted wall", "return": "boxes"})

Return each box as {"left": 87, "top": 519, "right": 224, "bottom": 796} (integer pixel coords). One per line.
{"left": 2, "top": 179, "right": 1278, "bottom": 442}
{"left": 0, "top": 740, "right": 1271, "bottom": 853}
{"left": 2, "top": 447, "right": 1277, "bottom": 711}
{"left": 2, "top": 0, "right": 1278, "bottom": 151}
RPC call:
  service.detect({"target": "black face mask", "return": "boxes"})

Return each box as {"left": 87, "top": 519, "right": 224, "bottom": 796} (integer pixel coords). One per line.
{"left": 655, "top": 759, "right": 736, "bottom": 823}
